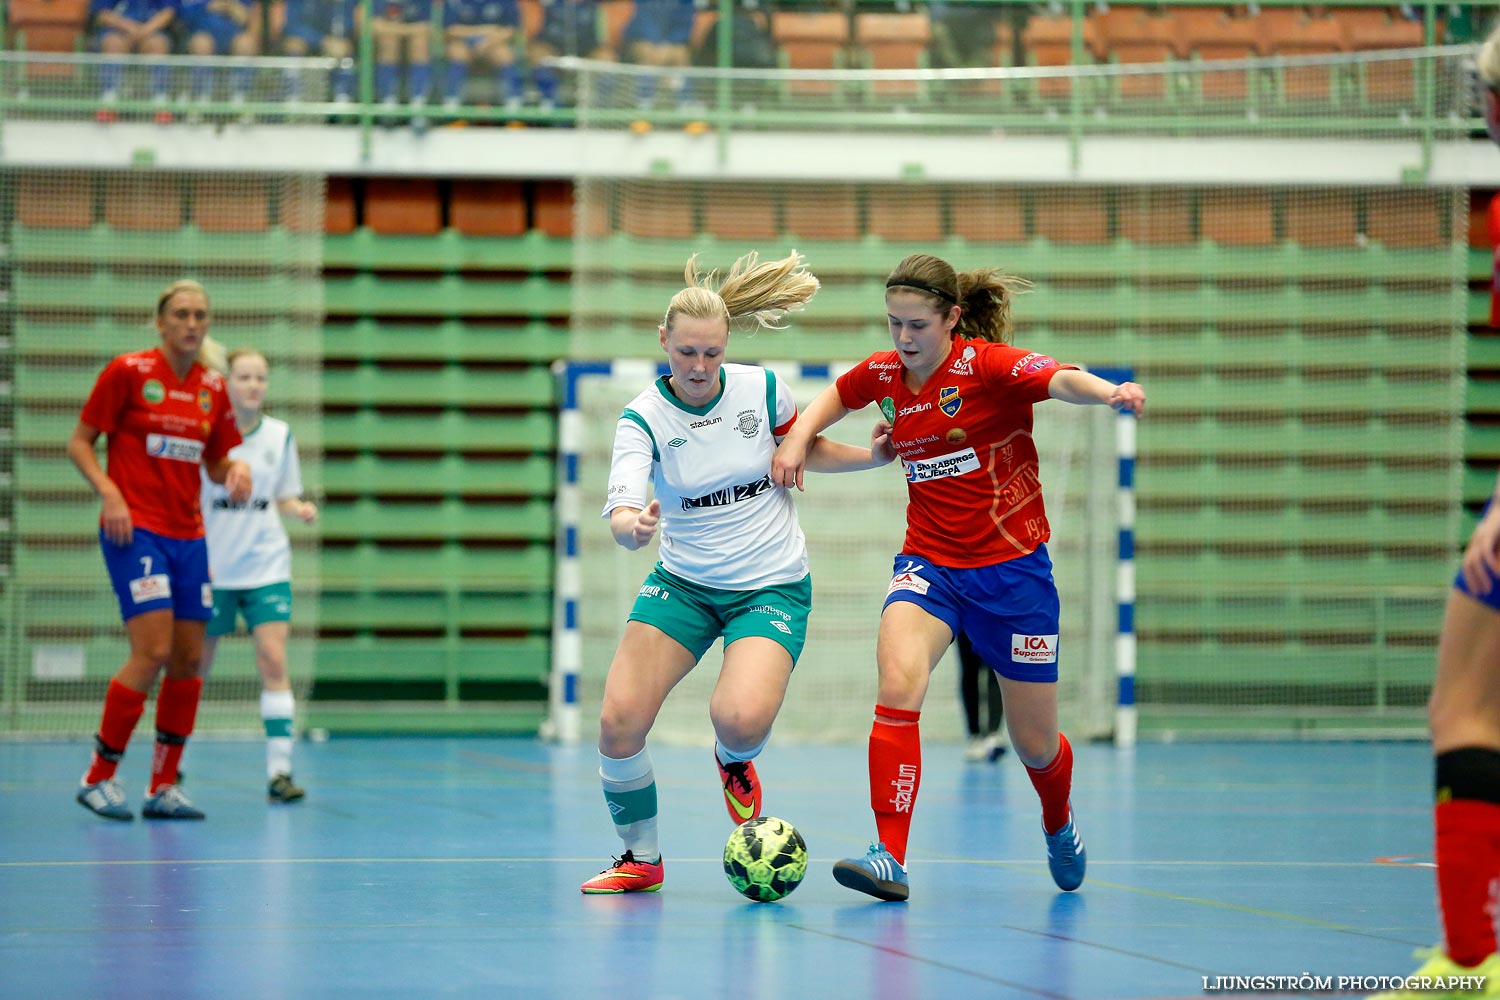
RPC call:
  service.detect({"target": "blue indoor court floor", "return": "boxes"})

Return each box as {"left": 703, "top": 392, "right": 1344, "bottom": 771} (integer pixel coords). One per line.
{"left": 0, "top": 738, "right": 1440, "bottom": 1000}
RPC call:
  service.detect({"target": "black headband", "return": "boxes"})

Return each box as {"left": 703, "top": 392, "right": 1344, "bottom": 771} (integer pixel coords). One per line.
{"left": 885, "top": 277, "right": 956, "bottom": 303}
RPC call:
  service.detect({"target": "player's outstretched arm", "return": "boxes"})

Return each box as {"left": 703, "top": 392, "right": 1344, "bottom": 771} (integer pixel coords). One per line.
{"left": 803, "top": 420, "right": 897, "bottom": 476}
{"left": 1047, "top": 369, "right": 1145, "bottom": 415}
{"left": 610, "top": 500, "right": 661, "bottom": 551}
{"left": 773, "top": 384, "right": 851, "bottom": 491}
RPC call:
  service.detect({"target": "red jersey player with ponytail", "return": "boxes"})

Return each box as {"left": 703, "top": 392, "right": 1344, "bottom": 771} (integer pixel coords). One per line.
{"left": 773, "top": 253, "right": 1144, "bottom": 900}
{"left": 69, "top": 280, "right": 251, "bottom": 822}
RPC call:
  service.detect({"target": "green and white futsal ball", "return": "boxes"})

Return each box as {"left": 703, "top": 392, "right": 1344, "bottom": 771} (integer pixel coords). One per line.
{"left": 723, "top": 816, "right": 808, "bottom": 903}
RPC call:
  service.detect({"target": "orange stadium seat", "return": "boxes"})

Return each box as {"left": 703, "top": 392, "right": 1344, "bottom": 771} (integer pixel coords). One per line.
{"left": 104, "top": 174, "right": 185, "bottom": 231}
{"left": 866, "top": 185, "right": 943, "bottom": 243}
{"left": 1022, "top": 13, "right": 1100, "bottom": 100}
{"left": 950, "top": 188, "right": 1024, "bottom": 243}
{"left": 364, "top": 179, "right": 442, "bottom": 236}
{"left": 783, "top": 184, "right": 858, "bottom": 241}
{"left": 1034, "top": 189, "right": 1108, "bottom": 244}
{"left": 1177, "top": 6, "right": 1261, "bottom": 101}
{"left": 1200, "top": 189, "right": 1273, "bottom": 246}
{"left": 855, "top": 12, "right": 931, "bottom": 99}
{"left": 450, "top": 180, "right": 527, "bottom": 237}
{"left": 1117, "top": 189, "right": 1193, "bottom": 245}
{"left": 1093, "top": 6, "right": 1181, "bottom": 100}
{"left": 9, "top": 0, "right": 89, "bottom": 80}
{"left": 1365, "top": 190, "right": 1444, "bottom": 249}
{"left": 533, "top": 181, "right": 576, "bottom": 238}
{"left": 1344, "top": 13, "right": 1421, "bottom": 103}
{"left": 17, "top": 171, "right": 95, "bottom": 229}
{"left": 1284, "top": 190, "right": 1357, "bottom": 248}
{"left": 519, "top": 0, "right": 543, "bottom": 40}
{"left": 772, "top": 11, "right": 849, "bottom": 97}
{"left": 192, "top": 176, "right": 270, "bottom": 233}
{"left": 702, "top": 185, "right": 780, "bottom": 241}
{"left": 1260, "top": 6, "right": 1345, "bottom": 102}
{"left": 619, "top": 184, "right": 697, "bottom": 239}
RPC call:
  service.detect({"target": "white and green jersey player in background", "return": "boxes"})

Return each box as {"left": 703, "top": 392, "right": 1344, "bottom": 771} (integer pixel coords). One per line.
{"left": 198, "top": 349, "right": 319, "bottom": 804}
{"left": 581, "top": 249, "right": 897, "bottom": 894}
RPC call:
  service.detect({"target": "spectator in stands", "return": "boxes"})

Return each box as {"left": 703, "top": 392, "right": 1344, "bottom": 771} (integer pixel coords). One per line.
{"left": 442, "top": 0, "right": 525, "bottom": 112}
{"left": 372, "top": 0, "right": 435, "bottom": 120}
{"left": 90, "top": 0, "right": 175, "bottom": 119}
{"left": 621, "top": 0, "right": 698, "bottom": 110}
{"left": 174, "top": 0, "right": 260, "bottom": 107}
{"left": 1370, "top": 23, "right": 1500, "bottom": 1000}
{"left": 691, "top": 0, "right": 774, "bottom": 70}
{"left": 70, "top": 280, "right": 251, "bottom": 823}
{"left": 198, "top": 348, "right": 318, "bottom": 805}
{"left": 527, "top": 0, "right": 612, "bottom": 111}
{"left": 279, "top": 0, "right": 357, "bottom": 104}
{"left": 927, "top": 0, "right": 998, "bottom": 71}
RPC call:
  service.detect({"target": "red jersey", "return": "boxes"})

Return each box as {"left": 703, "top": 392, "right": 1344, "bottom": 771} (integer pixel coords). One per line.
{"left": 836, "top": 337, "right": 1075, "bottom": 568}
{"left": 80, "top": 348, "right": 242, "bottom": 540}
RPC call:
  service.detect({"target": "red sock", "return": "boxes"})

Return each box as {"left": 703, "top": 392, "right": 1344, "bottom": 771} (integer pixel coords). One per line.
{"left": 150, "top": 677, "right": 202, "bottom": 793}
{"left": 1025, "top": 732, "right": 1074, "bottom": 834}
{"left": 1435, "top": 799, "right": 1500, "bottom": 966}
{"left": 869, "top": 705, "right": 921, "bottom": 866}
{"left": 84, "top": 680, "right": 148, "bottom": 784}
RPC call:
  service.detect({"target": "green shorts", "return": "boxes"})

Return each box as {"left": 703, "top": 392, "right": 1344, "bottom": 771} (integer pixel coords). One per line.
{"left": 628, "top": 564, "right": 813, "bottom": 665}
{"left": 207, "top": 581, "right": 293, "bottom": 637}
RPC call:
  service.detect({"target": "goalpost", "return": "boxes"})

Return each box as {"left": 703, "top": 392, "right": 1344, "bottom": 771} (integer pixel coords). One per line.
{"left": 547, "top": 360, "right": 1134, "bottom": 747}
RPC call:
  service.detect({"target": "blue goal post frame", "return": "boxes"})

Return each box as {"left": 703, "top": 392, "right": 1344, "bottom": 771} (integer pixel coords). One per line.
{"left": 545, "top": 361, "right": 1137, "bottom": 748}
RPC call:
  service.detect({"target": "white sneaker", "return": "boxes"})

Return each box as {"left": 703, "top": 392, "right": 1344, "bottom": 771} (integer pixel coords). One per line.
{"left": 963, "top": 736, "right": 990, "bottom": 762}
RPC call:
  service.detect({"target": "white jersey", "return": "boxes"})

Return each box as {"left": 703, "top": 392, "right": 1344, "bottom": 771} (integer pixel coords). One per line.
{"left": 603, "top": 363, "right": 808, "bottom": 591}
{"left": 201, "top": 415, "right": 304, "bottom": 589}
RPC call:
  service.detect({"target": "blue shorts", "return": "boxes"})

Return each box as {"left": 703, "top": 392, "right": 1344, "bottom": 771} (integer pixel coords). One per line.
{"left": 537, "top": 16, "right": 596, "bottom": 55}
{"left": 100, "top": 527, "right": 214, "bottom": 623}
{"left": 183, "top": 13, "right": 243, "bottom": 52}
{"left": 882, "top": 545, "right": 1062, "bottom": 683}
{"left": 622, "top": 4, "right": 693, "bottom": 47}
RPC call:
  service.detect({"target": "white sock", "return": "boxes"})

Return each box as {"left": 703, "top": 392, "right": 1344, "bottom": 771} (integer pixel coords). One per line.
{"left": 261, "top": 689, "right": 295, "bottom": 779}
{"left": 715, "top": 731, "right": 770, "bottom": 766}
{"left": 599, "top": 747, "right": 659, "bottom": 862}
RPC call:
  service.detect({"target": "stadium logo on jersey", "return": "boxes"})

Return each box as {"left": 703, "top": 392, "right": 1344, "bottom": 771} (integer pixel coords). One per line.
{"left": 667, "top": 438, "right": 687, "bottom": 448}
{"left": 689, "top": 417, "right": 722, "bottom": 429}
{"left": 939, "top": 386, "right": 962, "bottom": 418}
{"left": 145, "top": 434, "right": 205, "bottom": 463}
{"left": 1011, "top": 633, "right": 1059, "bottom": 664}
{"left": 142, "top": 379, "right": 165, "bottom": 405}
{"left": 948, "top": 345, "right": 977, "bottom": 376}
{"left": 682, "top": 474, "right": 773, "bottom": 511}
{"left": 198, "top": 388, "right": 213, "bottom": 413}
{"left": 897, "top": 402, "right": 930, "bottom": 417}
{"left": 736, "top": 409, "right": 761, "bottom": 439}
{"left": 903, "top": 447, "right": 979, "bottom": 483}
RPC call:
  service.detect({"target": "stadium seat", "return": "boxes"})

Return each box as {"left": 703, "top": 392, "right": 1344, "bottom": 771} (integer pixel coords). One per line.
{"left": 1345, "top": 14, "right": 1422, "bottom": 104}
{"left": 1260, "top": 7, "right": 1345, "bottom": 103}
{"left": 9, "top": 0, "right": 88, "bottom": 80}
{"left": 1177, "top": 6, "right": 1261, "bottom": 101}
{"left": 1021, "top": 13, "right": 1099, "bottom": 100}
{"left": 783, "top": 184, "right": 858, "bottom": 241}
{"left": 771, "top": 11, "right": 850, "bottom": 97}
{"left": 1200, "top": 189, "right": 1273, "bottom": 246}
{"left": 533, "top": 180, "right": 575, "bottom": 238}
{"left": 104, "top": 174, "right": 185, "bottom": 231}
{"left": 866, "top": 185, "right": 943, "bottom": 242}
{"left": 17, "top": 171, "right": 94, "bottom": 229}
{"left": 364, "top": 179, "right": 443, "bottom": 236}
{"left": 327, "top": 176, "right": 357, "bottom": 234}
{"left": 1284, "top": 190, "right": 1357, "bottom": 248}
{"left": 450, "top": 180, "right": 527, "bottom": 237}
{"left": 702, "top": 184, "right": 780, "bottom": 241}
{"left": 618, "top": 182, "right": 696, "bottom": 239}
{"left": 1117, "top": 189, "right": 1192, "bottom": 245}
{"left": 1034, "top": 189, "right": 1108, "bottom": 245}
{"left": 1365, "top": 190, "right": 1445, "bottom": 249}
{"left": 950, "top": 187, "right": 1024, "bottom": 243}
{"left": 191, "top": 176, "right": 270, "bottom": 233}
{"left": 1093, "top": 6, "right": 1182, "bottom": 101}
{"left": 854, "top": 12, "right": 931, "bottom": 99}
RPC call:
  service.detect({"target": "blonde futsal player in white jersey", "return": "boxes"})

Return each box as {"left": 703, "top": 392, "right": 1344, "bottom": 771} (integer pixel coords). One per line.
{"left": 200, "top": 348, "right": 318, "bottom": 803}
{"left": 581, "top": 250, "right": 897, "bottom": 893}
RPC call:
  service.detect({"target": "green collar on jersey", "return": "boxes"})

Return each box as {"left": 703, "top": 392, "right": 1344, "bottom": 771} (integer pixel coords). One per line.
{"left": 654, "top": 369, "right": 726, "bottom": 416}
